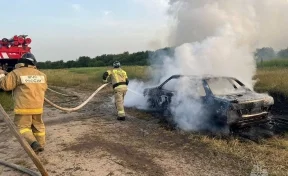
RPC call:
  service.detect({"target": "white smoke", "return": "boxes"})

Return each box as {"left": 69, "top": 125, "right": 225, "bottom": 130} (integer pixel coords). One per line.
{"left": 124, "top": 80, "right": 150, "bottom": 109}
{"left": 125, "top": 0, "right": 288, "bottom": 131}
{"left": 154, "top": 25, "right": 255, "bottom": 88}
{"left": 168, "top": 0, "right": 288, "bottom": 50}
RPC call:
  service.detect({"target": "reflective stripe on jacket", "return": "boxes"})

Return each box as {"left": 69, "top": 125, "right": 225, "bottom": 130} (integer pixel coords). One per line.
{"left": 0, "top": 66, "right": 47, "bottom": 114}
{"left": 103, "top": 68, "right": 129, "bottom": 89}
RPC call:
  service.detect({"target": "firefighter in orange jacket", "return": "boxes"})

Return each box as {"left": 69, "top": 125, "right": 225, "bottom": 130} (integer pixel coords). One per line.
{"left": 0, "top": 53, "right": 47, "bottom": 153}
{"left": 103, "top": 61, "right": 129, "bottom": 121}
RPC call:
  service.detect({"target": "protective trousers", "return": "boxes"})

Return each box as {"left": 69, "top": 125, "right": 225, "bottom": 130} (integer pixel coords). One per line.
{"left": 114, "top": 87, "right": 127, "bottom": 117}
{"left": 14, "top": 114, "right": 46, "bottom": 147}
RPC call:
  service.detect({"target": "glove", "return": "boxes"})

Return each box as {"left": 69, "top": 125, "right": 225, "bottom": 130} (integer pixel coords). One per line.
{"left": 0, "top": 74, "right": 5, "bottom": 79}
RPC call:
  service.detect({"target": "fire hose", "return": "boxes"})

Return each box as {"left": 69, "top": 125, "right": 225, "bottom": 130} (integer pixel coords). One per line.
{"left": 44, "top": 83, "right": 109, "bottom": 112}
{"left": 0, "top": 159, "right": 40, "bottom": 176}
{"left": 0, "top": 83, "right": 109, "bottom": 175}
{"left": 47, "top": 87, "right": 78, "bottom": 97}
{"left": 0, "top": 105, "right": 47, "bottom": 176}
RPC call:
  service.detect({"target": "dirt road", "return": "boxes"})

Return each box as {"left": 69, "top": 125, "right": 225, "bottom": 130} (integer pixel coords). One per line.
{"left": 0, "top": 87, "right": 259, "bottom": 176}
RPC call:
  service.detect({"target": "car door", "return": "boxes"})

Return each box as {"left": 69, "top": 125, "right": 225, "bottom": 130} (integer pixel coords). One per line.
{"left": 156, "top": 77, "right": 180, "bottom": 111}
{"left": 159, "top": 77, "right": 209, "bottom": 110}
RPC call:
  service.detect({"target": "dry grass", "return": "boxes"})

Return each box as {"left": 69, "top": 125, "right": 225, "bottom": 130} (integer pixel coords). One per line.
{"left": 254, "top": 68, "right": 288, "bottom": 96}
{"left": 196, "top": 135, "right": 288, "bottom": 176}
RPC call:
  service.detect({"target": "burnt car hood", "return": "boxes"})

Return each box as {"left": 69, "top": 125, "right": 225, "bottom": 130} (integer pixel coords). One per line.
{"left": 214, "top": 90, "right": 274, "bottom": 105}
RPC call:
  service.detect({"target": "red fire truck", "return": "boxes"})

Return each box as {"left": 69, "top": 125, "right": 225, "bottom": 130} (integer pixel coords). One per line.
{"left": 0, "top": 35, "right": 32, "bottom": 72}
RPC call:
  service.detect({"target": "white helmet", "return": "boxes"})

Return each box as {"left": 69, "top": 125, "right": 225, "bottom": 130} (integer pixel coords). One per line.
{"left": 113, "top": 61, "right": 120, "bottom": 68}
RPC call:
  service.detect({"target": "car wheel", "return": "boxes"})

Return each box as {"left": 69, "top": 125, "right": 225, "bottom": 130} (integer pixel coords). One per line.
{"left": 217, "top": 124, "right": 231, "bottom": 137}
{"left": 258, "top": 121, "right": 274, "bottom": 138}
{"left": 210, "top": 118, "right": 231, "bottom": 137}
{"left": 161, "top": 108, "right": 176, "bottom": 128}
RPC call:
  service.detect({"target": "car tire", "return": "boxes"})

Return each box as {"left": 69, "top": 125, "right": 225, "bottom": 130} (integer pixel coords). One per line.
{"left": 211, "top": 118, "right": 231, "bottom": 137}
{"left": 162, "top": 108, "right": 177, "bottom": 129}
{"left": 258, "top": 122, "right": 274, "bottom": 138}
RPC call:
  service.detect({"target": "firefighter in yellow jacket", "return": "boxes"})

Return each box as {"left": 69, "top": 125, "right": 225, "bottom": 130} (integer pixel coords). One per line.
{"left": 103, "top": 61, "right": 129, "bottom": 121}
{"left": 0, "top": 53, "right": 47, "bottom": 153}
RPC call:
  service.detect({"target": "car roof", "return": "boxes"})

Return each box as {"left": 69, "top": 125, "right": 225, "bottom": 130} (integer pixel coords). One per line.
{"left": 169, "top": 74, "right": 237, "bottom": 80}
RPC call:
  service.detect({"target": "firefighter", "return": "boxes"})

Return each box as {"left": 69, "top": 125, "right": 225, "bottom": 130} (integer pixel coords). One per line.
{"left": 0, "top": 53, "right": 48, "bottom": 153}
{"left": 102, "top": 61, "right": 129, "bottom": 121}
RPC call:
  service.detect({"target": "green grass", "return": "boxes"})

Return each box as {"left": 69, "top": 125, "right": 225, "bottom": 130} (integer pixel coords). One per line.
{"left": 257, "top": 59, "right": 288, "bottom": 68}
{"left": 0, "top": 91, "right": 13, "bottom": 111}
{"left": 41, "top": 66, "right": 149, "bottom": 90}
{"left": 41, "top": 65, "right": 288, "bottom": 98}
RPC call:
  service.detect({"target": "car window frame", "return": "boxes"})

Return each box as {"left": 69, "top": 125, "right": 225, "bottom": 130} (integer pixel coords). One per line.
{"left": 204, "top": 77, "right": 250, "bottom": 96}
{"left": 160, "top": 77, "right": 180, "bottom": 92}
{"left": 159, "top": 76, "right": 208, "bottom": 97}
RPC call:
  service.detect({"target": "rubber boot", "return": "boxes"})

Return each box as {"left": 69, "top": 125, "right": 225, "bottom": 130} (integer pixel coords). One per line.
{"left": 117, "top": 116, "right": 126, "bottom": 121}
{"left": 30, "top": 141, "right": 44, "bottom": 153}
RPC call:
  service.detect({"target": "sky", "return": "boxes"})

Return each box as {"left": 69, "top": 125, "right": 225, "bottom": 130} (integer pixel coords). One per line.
{"left": 1, "top": 0, "right": 169, "bottom": 62}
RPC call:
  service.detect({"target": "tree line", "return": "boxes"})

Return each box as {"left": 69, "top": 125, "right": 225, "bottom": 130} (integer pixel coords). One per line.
{"left": 36, "top": 46, "right": 288, "bottom": 69}
{"left": 37, "top": 51, "right": 152, "bottom": 69}
{"left": 254, "top": 47, "right": 288, "bottom": 62}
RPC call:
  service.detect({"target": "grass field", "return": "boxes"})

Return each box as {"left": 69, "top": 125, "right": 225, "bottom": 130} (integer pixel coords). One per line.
{"left": 42, "top": 66, "right": 149, "bottom": 90}
{"left": 195, "top": 134, "right": 288, "bottom": 176}
{"left": 0, "top": 66, "right": 148, "bottom": 110}
{"left": 43, "top": 65, "right": 288, "bottom": 98}
{"left": 254, "top": 68, "right": 288, "bottom": 96}
{"left": 1, "top": 66, "right": 288, "bottom": 110}
{"left": 257, "top": 59, "right": 288, "bottom": 68}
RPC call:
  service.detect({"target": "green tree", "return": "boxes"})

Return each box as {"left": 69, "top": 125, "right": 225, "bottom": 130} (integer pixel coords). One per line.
{"left": 277, "top": 48, "right": 288, "bottom": 58}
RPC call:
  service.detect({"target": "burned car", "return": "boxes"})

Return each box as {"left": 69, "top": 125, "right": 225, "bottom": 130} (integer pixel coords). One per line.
{"left": 143, "top": 75, "right": 274, "bottom": 132}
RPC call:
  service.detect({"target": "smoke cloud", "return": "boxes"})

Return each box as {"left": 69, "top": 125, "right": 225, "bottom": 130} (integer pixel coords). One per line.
{"left": 125, "top": 0, "right": 288, "bottom": 131}
{"left": 168, "top": 0, "right": 288, "bottom": 50}
{"left": 124, "top": 80, "right": 149, "bottom": 110}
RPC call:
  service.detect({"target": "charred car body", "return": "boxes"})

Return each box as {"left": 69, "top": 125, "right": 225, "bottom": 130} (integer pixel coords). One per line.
{"left": 143, "top": 75, "right": 274, "bottom": 132}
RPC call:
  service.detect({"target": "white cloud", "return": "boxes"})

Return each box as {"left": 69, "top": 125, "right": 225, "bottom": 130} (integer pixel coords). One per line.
{"left": 71, "top": 4, "right": 81, "bottom": 12}
{"left": 102, "top": 10, "right": 112, "bottom": 16}
{"left": 132, "top": 0, "right": 169, "bottom": 14}
{"left": 104, "top": 11, "right": 111, "bottom": 16}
